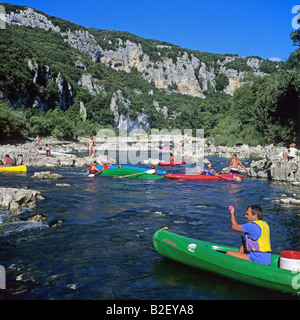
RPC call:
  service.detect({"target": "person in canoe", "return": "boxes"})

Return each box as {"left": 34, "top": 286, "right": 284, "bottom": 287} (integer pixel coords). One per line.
{"left": 4, "top": 154, "right": 14, "bottom": 167}
{"left": 102, "top": 163, "right": 110, "bottom": 171}
{"left": 151, "top": 165, "right": 158, "bottom": 175}
{"left": 226, "top": 154, "right": 248, "bottom": 174}
{"left": 170, "top": 153, "right": 176, "bottom": 164}
{"left": 226, "top": 205, "right": 271, "bottom": 265}
{"left": 89, "top": 161, "right": 101, "bottom": 175}
{"left": 204, "top": 163, "right": 222, "bottom": 177}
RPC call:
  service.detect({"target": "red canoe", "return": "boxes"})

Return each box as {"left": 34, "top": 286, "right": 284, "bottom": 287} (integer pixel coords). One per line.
{"left": 165, "top": 174, "right": 243, "bottom": 180}
{"left": 159, "top": 161, "right": 186, "bottom": 166}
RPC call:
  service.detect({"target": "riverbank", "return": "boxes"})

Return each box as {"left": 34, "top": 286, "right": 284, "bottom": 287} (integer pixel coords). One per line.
{"left": 0, "top": 136, "right": 299, "bottom": 182}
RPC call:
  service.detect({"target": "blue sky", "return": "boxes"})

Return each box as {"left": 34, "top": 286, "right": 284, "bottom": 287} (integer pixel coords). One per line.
{"left": 7, "top": 0, "right": 300, "bottom": 60}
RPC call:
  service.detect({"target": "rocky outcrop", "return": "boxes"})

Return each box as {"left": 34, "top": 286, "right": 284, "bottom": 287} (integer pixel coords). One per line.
{"left": 31, "top": 171, "right": 62, "bottom": 179}
{"left": 1, "top": 6, "right": 271, "bottom": 100}
{"left": 249, "top": 157, "right": 300, "bottom": 182}
{"left": 110, "top": 90, "right": 151, "bottom": 132}
{"left": 0, "top": 187, "right": 44, "bottom": 215}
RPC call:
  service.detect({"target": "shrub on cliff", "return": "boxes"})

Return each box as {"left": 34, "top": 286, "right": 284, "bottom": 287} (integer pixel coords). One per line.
{"left": 0, "top": 102, "right": 26, "bottom": 141}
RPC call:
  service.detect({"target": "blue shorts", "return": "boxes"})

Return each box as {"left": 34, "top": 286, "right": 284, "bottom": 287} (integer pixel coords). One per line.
{"left": 248, "top": 251, "right": 271, "bottom": 265}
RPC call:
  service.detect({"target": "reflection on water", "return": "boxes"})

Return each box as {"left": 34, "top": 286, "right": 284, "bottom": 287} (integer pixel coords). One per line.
{"left": 0, "top": 156, "right": 299, "bottom": 299}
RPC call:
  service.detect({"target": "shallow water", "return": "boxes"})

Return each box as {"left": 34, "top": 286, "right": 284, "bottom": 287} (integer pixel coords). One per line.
{"left": 0, "top": 156, "right": 299, "bottom": 300}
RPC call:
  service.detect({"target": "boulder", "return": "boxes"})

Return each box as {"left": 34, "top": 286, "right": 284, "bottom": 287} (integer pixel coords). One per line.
{"left": 280, "top": 197, "right": 300, "bottom": 205}
{"left": 0, "top": 187, "right": 44, "bottom": 215}
{"left": 31, "top": 171, "right": 62, "bottom": 179}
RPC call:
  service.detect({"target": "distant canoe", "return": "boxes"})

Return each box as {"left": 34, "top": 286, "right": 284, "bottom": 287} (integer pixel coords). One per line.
{"left": 98, "top": 168, "right": 163, "bottom": 179}
{"left": 0, "top": 165, "right": 27, "bottom": 172}
{"left": 159, "top": 161, "right": 186, "bottom": 166}
{"left": 38, "top": 150, "right": 73, "bottom": 157}
{"left": 165, "top": 173, "right": 243, "bottom": 180}
{"left": 96, "top": 164, "right": 166, "bottom": 175}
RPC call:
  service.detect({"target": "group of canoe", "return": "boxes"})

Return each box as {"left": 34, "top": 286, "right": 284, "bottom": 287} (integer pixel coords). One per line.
{"left": 89, "top": 161, "right": 243, "bottom": 181}
{"left": 0, "top": 161, "right": 242, "bottom": 181}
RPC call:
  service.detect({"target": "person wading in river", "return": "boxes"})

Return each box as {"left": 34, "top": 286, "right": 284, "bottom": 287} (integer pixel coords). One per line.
{"left": 226, "top": 154, "right": 248, "bottom": 174}
{"left": 226, "top": 205, "right": 271, "bottom": 265}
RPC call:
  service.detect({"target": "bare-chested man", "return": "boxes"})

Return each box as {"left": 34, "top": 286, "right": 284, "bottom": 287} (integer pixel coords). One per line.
{"left": 227, "top": 154, "right": 248, "bottom": 174}
{"left": 33, "top": 135, "right": 41, "bottom": 150}
{"left": 87, "top": 135, "right": 96, "bottom": 157}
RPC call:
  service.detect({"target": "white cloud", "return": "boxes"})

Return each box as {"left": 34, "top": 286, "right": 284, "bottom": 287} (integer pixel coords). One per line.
{"left": 268, "top": 57, "right": 283, "bottom": 62}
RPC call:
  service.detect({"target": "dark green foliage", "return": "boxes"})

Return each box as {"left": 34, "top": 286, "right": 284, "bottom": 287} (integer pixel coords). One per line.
{"left": 224, "top": 58, "right": 252, "bottom": 72}
{"left": 0, "top": 102, "right": 26, "bottom": 141}
{"left": 215, "top": 73, "right": 229, "bottom": 92}
{"left": 259, "top": 60, "right": 281, "bottom": 74}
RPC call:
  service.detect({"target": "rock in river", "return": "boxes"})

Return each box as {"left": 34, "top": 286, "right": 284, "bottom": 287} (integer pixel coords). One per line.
{"left": 0, "top": 187, "right": 44, "bottom": 215}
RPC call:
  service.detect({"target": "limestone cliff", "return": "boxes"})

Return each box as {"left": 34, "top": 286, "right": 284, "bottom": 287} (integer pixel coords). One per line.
{"left": 1, "top": 6, "right": 275, "bottom": 99}
{"left": 0, "top": 4, "right": 280, "bottom": 133}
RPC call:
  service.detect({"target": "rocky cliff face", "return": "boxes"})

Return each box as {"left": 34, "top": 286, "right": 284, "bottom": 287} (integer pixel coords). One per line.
{"left": 0, "top": 5, "right": 277, "bottom": 132}
{"left": 2, "top": 7, "right": 270, "bottom": 98}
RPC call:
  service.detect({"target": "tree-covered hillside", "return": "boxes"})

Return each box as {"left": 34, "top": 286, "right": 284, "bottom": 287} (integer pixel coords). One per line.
{"left": 0, "top": 2, "right": 299, "bottom": 146}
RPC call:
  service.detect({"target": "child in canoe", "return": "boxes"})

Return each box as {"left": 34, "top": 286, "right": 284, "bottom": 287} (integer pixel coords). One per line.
{"left": 4, "top": 154, "right": 13, "bottom": 167}
{"left": 170, "top": 153, "right": 176, "bottom": 164}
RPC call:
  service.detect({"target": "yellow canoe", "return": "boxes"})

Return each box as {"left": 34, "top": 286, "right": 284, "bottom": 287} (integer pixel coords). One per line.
{"left": 0, "top": 165, "right": 27, "bottom": 172}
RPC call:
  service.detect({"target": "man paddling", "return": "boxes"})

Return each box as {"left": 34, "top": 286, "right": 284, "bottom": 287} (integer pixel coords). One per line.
{"left": 226, "top": 205, "right": 271, "bottom": 265}
{"left": 3, "top": 154, "right": 13, "bottom": 167}
{"left": 89, "top": 161, "right": 101, "bottom": 175}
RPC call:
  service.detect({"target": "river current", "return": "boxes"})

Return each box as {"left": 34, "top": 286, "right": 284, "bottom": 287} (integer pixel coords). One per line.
{"left": 0, "top": 155, "right": 299, "bottom": 300}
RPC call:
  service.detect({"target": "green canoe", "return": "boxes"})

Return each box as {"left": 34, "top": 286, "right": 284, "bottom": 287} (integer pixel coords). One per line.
{"left": 153, "top": 228, "right": 300, "bottom": 295}
{"left": 100, "top": 168, "right": 163, "bottom": 179}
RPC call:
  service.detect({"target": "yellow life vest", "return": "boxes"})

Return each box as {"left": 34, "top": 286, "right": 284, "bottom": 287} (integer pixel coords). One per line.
{"left": 254, "top": 220, "right": 271, "bottom": 252}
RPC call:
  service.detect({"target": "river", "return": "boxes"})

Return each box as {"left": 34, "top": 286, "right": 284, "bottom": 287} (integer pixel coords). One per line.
{"left": 0, "top": 155, "right": 299, "bottom": 300}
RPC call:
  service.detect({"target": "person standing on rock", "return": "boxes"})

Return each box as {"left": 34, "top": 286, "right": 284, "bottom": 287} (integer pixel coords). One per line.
{"left": 283, "top": 143, "right": 298, "bottom": 161}
{"left": 87, "top": 135, "right": 96, "bottom": 157}
{"left": 33, "top": 135, "right": 41, "bottom": 150}
{"left": 227, "top": 154, "right": 248, "bottom": 174}
{"left": 45, "top": 144, "right": 51, "bottom": 157}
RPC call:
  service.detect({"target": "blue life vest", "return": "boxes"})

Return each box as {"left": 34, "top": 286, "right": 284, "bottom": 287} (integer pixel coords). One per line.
{"left": 206, "top": 168, "right": 213, "bottom": 175}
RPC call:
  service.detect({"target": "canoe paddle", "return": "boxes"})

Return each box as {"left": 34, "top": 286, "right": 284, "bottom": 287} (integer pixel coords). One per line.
{"left": 211, "top": 172, "right": 234, "bottom": 181}
{"left": 218, "top": 175, "right": 234, "bottom": 181}
{"left": 88, "top": 171, "right": 102, "bottom": 177}
{"left": 229, "top": 205, "right": 247, "bottom": 253}
{"left": 114, "top": 169, "right": 155, "bottom": 179}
